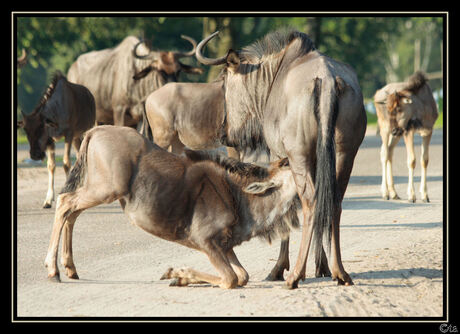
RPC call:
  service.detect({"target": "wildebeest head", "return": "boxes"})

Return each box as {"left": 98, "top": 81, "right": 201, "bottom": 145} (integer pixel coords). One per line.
{"left": 17, "top": 109, "right": 56, "bottom": 161}
{"left": 195, "top": 30, "right": 315, "bottom": 153}
{"left": 385, "top": 72, "right": 428, "bottom": 136}
{"left": 132, "top": 35, "right": 204, "bottom": 83}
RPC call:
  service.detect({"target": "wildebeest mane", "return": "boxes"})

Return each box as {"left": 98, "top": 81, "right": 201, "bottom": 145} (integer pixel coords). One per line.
{"left": 239, "top": 27, "right": 316, "bottom": 63}
{"left": 184, "top": 149, "right": 269, "bottom": 180}
{"left": 405, "top": 71, "right": 428, "bottom": 94}
{"left": 33, "top": 71, "right": 66, "bottom": 114}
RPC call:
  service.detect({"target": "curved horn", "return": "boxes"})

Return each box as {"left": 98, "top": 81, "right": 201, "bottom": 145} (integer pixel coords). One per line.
{"left": 17, "top": 49, "right": 27, "bottom": 68}
{"left": 175, "top": 35, "right": 198, "bottom": 58}
{"left": 195, "top": 31, "right": 227, "bottom": 66}
{"left": 133, "top": 40, "right": 155, "bottom": 60}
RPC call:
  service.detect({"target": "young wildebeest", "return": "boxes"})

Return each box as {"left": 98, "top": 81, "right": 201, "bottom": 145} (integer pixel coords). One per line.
{"left": 18, "top": 71, "right": 96, "bottom": 208}
{"left": 194, "top": 29, "right": 367, "bottom": 288}
{"left": 373, "top": 71, "right": 438, "bottom": 203}
{"left": 44, "top": 125, "right": 303, "bottom": 288}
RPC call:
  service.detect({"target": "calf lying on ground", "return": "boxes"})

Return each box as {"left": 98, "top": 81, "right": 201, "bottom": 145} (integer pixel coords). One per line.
{"left": 44, "top": 125, "right": 301, "bottom": 288}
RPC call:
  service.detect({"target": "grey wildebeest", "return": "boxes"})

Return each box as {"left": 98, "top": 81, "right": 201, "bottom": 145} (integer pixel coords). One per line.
{"left": 194, "top": 29, "right": 367, "bottom": 288}
{"left": 44, "top": 125, "right": 302, "bottom": 288}
{"left": 373, "top": 71, "right": 438, "bottom": 203}
{"left": 17, "top": 71, "right": 96, "bottom": 208}
{"left": 144, "top": 76, "right": 325, "bottom": 282}
{"left": 66, "top": 35, "right": 203, "bottom": 129}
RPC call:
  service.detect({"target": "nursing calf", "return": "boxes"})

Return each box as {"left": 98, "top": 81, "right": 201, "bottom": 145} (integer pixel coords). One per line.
{"left": 44, "top": 125, "right": 301, "bottom": 288}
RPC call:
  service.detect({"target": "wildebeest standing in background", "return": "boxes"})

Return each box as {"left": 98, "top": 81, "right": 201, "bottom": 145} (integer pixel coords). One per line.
{"left": 44, "top": 125, "right": 301, "bottom": 288}
{"left": 373, "top": 71, "right": 438, "bottom": 203}
{"left": 195, "top": 29, "right": 367, "bottom": 289}
{"left": 67, "top": 35, "right": 203, "bottom": 130}
{"left": 18, "top": 71, "right": 96, "bottom": 208}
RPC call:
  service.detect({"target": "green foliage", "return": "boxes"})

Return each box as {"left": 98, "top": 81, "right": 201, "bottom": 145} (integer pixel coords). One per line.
{"left": 16, "top": 15, "right": 444, "bottom": 125}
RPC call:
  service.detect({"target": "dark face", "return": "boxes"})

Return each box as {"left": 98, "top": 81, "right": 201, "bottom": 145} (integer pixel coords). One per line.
{"left": 18, "top": 112, "right": 49, "bottom": 160}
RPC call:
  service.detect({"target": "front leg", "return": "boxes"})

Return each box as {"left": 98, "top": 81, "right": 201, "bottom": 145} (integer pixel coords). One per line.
{"left": 63, "top": 137, "right": 73, "bottom": 177}
{"left": 43, "top": 144, "right": 56, "bottom": 208}
{"left": 265, "top": 238, "right": 290, "bottom": 281}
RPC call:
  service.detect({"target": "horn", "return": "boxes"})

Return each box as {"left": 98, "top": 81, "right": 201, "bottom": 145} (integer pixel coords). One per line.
{"left": 133, "top": 40, "right": 155, "bottom": 60}
{"left": 17, "top": 49, "right": 27, "bottom": 68}
{"left": 195, "top": 31, "right": 227, "bottom": 66}
{"left": 175, "top": 35, "right": 198, "bottom": 58}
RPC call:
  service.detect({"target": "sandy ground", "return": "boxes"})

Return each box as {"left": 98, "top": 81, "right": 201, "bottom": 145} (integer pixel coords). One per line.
{"left": 14, "top": 128, "right": 445, "bottom": 319}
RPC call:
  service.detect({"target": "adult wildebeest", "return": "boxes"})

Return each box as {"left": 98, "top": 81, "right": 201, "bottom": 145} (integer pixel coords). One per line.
{"left": 18, "top": 71, "right": 96, "bottom": 208}
{"left": 67, "top": 35, "right": 203, "bottom": 129}
{"left": 144, "top": 78, "right": 331, "bottom": 282}
{"left": 44, "top": 125, "right": 302, "bottom": 288}
{"left": 373, "top": 71, "right": 438, "bottom": 203}
{"left": 195, "top": 29, "right": 367, "bottom": 288}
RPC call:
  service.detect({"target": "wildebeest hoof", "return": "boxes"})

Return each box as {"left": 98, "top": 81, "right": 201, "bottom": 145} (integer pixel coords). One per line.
{"left": 160, "top": 267, "right": 174, "bottom": 280}
{"left": 264, "top": 270, "right": 285, "bottom": 281}
{"left": 47, "top": 273, "right": 61, "bottom": 283}
{"left": 422, "top": 197, "right": 430, "bottom": 203}
{"left": 43, "top": 203, "right": 52, "bottom": 209}
{"left": 408, "top": 198, "right": 416, "bottom": 203}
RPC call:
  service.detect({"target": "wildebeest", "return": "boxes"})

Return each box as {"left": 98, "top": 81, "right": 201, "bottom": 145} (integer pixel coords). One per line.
{"left": 17, "top": 71, "right": 96, "bottom": 208}
{"left": 44, "top": 125, "right": 303, "bottom": 288}
{"left": 195, "top": 29, "right": 367, "bottom": 288}
{"left": 67, "top": 35, "right": 203, "bottom": 129}
{"left": 373, "top": 71, "right": 438, "bottom": 202}
{"left": 17, "top": 49, "right": 27, "bottom": 68}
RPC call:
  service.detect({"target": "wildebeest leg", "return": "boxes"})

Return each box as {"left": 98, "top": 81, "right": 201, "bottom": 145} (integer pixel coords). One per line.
{"left": 63, "top": 137, "right": 73, "bottom": 177}
{"left": 72, "top": 136, "right": 82, "bottom": 152}
{"left": 420, "top": 131, "right": 432, "bottom": 202}
{"left": 285, "top": 163, "right": 316, "bottom": 289}
{"left": 265, "top": 238, "right": 290, "bottom": 281}
{"left": 380, "top": 129, "right": 400, "bottom": 200}
{"left": 43, "top": 145, "right": 56, "bottom": 208}
{"left": 386, "top": 134, "right": 401, "bottom": 200}
{"left": 45, "top": 185, "right": 125, "bottom": 281}
{"left": 60, "top": 211, "right": 81, "bottom": 279}
{"left": 227, "top": 249, "right": 249, "bottom": 286}
{"left": 403, "top": 130, "right": 416, "bottom": 202}
{"left": 161, "top": 243, "right": 238, "bottom": 289}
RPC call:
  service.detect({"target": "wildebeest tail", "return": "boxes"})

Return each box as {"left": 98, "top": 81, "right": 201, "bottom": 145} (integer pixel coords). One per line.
{"left": 59, "top": 130, "right": 91, "bottom": 194}
{"left": 312, "top": 77, "right": 340, "bottom": 266}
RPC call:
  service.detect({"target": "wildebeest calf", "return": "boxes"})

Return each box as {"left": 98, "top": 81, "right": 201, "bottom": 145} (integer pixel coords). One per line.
{"left": 18, "top": 71, "right": 96, "bottom": 208}
{"left": 44, "top": 125, "right": 301, "bottom": 288}
{"left": 374, "top": 71, "right": 438, "bottom": 202}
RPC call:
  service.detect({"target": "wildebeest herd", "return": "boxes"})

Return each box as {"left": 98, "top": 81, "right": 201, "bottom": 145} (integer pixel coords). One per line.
{"left": 17, "top": 28, "right": 439, "bottom": 289}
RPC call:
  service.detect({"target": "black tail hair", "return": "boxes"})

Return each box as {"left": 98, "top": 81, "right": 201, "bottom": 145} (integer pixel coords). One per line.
{"left": 312, "top": 77, "right": 339, "bottom": 265}
{"left": 59, "top": 131, "right": 90, "bottom": 194}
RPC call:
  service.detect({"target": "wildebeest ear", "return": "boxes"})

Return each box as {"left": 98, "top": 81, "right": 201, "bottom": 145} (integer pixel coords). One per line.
{"left": 179, "top": 62, "right": 204, "bottom": 75}
{"left": 244, "top": 180, "right": 277, "bottom": 195}
{"left": 226, "top": 49, "right": 240, "bottom": 72}
{"left": 133, "top": 65, "right": 154, "bottom": 80}
{"left": 44, "top": 118, "right": 58, "bottom": 128}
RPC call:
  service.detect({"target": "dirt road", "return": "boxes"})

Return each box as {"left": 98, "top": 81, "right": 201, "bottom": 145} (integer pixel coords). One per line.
{"left": 14, "top": 128, "right": 444, "bottom": 318}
